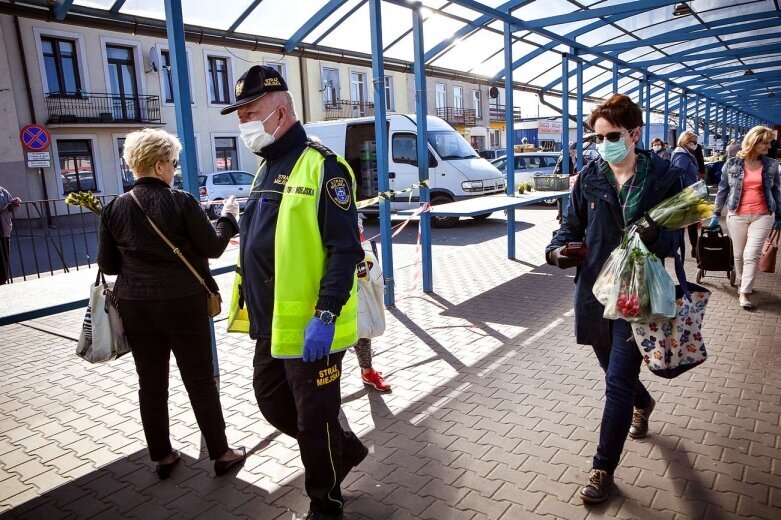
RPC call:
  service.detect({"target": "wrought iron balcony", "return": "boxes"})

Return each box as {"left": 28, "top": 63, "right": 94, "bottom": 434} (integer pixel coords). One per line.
{"left": 45, "top": 92, "right": 162, "bottom": 125}
{"left": 436, "top": 107, "right": 476, "bottom": 127}
{"left": 324, "top": 100, "right": 375, "bottom": 120}
{"left": 489, "top": 105, "right": 522, "bottom": 122}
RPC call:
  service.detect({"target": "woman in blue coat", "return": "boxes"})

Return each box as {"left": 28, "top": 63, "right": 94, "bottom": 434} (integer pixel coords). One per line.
{"left": 546, "top": 94, "right": 683, "bottom": 504}
{"left": 670, "top": 131, "right": 701, "bottom": 258}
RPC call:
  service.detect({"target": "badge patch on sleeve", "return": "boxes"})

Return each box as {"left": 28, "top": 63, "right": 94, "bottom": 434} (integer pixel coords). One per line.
{"left": 326, "top": 177, "right": 352, "bottom": 210}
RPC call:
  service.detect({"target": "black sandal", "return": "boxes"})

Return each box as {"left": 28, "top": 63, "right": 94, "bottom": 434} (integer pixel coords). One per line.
{"left": 214, "top": 447, "right": 246, "bottom": 477}
{"left": 155, "top": 449, "right": 181, "bottom": 480}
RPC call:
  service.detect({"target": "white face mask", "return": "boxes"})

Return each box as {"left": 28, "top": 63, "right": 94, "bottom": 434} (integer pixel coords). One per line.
{"left": 686, "top": 142, "right": 698, "bottom": 151}
{"left": 239, "top": 108, "right": 280, "bottom": 152}
{"left": 652, "top": 145, "right": 662, "bottom": 152}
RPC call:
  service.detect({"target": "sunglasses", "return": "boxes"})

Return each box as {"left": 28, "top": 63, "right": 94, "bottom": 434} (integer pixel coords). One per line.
{"left": 594, "top": 128, "right": 635, "bottom": 144}
{"left": 171, "top": 159, "right": 180, "bottom": 168}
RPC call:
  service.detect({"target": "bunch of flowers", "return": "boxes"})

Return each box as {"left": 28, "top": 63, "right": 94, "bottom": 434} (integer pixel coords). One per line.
{"left": 65, "top": 191, "right": 102, "bottom": 215}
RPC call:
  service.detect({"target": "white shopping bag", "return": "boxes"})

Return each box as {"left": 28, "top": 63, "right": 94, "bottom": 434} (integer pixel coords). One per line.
{"left": 357, "top": 241, "right": 385, "bottom": 339}
{"left": 76, "top": 273, "right": 131, "bottom": 363}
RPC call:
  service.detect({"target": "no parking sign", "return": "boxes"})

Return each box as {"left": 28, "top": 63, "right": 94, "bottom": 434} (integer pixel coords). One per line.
{"left": 20, "top": 124, "right": 52, "bottom": 168}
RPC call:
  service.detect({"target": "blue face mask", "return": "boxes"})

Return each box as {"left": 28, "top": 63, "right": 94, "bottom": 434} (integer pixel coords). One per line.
{"left": 597, "top": 138, "right": 630, "bottom": 164}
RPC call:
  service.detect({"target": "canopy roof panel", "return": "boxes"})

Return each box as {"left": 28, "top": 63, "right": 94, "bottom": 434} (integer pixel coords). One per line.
{"left": 11, "top": 0, "right": 780, "bottom": 122}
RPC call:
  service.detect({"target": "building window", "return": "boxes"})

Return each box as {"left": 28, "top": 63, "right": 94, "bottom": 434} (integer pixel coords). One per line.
{"left": 58, "top": 139, "right": 97, "bottom": 194}
{"left": 160, "top": 50, "right": 175, "bottom": 103}
{"left": 214, "top": 137, "right": 238, "bottom": 170}
{"left": 453, "top": 87, "right": 463, "bottom": 110}
{"left": 384, "top": 76, "right": 394, "bottom": 112}
{"left": 322, "top": 67, "right": 340, "bottom": 107}
{"left": 435, "top": 83, "right": 446, "bottom": 109}
{"left": 473, "top": 90, "right": 481, "bottom": 119}
{"left": 350, "top": 71, "right": 367, "bottom": 105}
{"left": 116, "top": 137, "right": 134, "bottom": 191}
{"left": 264, "top": 61, "right": 287, "bottom": 82}
{"left": 208, "top": 56, "right": 230, "bottom": 104}
{"left": 489, "top": 129, "right": 501, "bottom": 149}
{"left": 41, "top": 36, "right": 82, "bottom": 95}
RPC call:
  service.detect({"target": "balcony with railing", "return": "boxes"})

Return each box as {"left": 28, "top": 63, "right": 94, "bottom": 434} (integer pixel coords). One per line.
{"left": 436, "top": 107, "right": 476, "bottom": 127}
{"left": 45, "top": 92, "right": 162, "bottom": 125}
{"left": 489, "top": 105, "right": 522, "bottom": 122}
{"left": 324, "top": 100, "right": 375, "bottom": 120}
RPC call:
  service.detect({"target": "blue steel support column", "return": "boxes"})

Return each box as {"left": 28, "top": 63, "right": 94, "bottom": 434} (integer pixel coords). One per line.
{"left": 369, "top": 0, "right": 394, "bottom": 306}
{"left": 663, "top": 82, "right": 670, "bottom": 143}
{"left": 412, "top": 7, "right": 432, "bottom": 293}
{"left": 612, "top": 62, "right": 619, "bottom": 94}
{"left": 677, "top": 93, "right": 684, "bottom": 135}
{"left": 704, "top": 98, "right": 711, "bottom": 148}
{"left": 682, "top": 94, "right": 688, "bottom": 132}
{"left": 721, "top": 105, "right": 727, "bottom": 152}
{"left": 637, "top": 78, "right": 644, "bottom": 106}
{"left": 575, "top": 48, "right": 583, "bottom": 171}
{"left": 164, "top": 0, "right": 219, "bottom": 377}
{"left": 644, "top": 75, "right": 651, "bottom": 147}
{"left": 694, "top": 95, "right": 700, "bottom": 135}
{"left": 561, "top": 54, "right": 570, "bottom": 175}
{"left": 504, "top": 22, "right": 516, "bottom": 259}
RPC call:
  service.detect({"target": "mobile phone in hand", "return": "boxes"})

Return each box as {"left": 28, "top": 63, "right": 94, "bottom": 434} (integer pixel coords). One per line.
{"left": 563, "top": 241, "right": 588, "bottom": 258}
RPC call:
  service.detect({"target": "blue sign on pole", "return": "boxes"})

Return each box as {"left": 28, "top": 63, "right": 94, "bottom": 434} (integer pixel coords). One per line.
{"left": 20, "top": 124, "right": 51, "bottom": 152}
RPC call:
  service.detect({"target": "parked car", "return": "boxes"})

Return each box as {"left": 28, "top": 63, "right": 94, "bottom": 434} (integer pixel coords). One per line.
{"left": 491, "top": 152, "right": 566, "bottom": 205}
{"left": 196, "top": 170, "right": 255, "bottom": 218}
{"left": 305, "top": 114, "right": 505, "bottom": 228}
{"left": 478, "top": 149, "right": 507, "bottom": 161}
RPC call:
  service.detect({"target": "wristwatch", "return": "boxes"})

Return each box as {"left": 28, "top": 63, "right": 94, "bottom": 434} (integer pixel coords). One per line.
{"left": 315, "top": 309, "right": 337, "bottom": 325}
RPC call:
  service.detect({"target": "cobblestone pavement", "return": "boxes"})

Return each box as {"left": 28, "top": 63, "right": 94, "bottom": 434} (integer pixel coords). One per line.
{"left": 1, "top": 207, "right": 779, "bottom": 519}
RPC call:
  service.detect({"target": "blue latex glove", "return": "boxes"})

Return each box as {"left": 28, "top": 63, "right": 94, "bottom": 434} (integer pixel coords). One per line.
{"left": 302, "top": 317, "right": 334, "bottom": 362}
{"left": 774, "top": 218, "right": 781, "bottom": 229}
{"left": 706, "top": 216, "right": 719, "bottom": 229}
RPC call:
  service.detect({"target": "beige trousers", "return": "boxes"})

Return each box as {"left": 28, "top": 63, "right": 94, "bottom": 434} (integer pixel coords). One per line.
{"left": 726, "top": 213, "right": 773, "bottom": 294}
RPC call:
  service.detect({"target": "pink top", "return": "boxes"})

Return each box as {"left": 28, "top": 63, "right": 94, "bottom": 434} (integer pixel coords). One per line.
{"left": 734, "top": 164, "right": 768, "bottom": 215}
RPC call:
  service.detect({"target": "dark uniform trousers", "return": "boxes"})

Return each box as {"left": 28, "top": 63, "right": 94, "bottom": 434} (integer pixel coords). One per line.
{"left": 253, "top": 339, "right": 363, "bottom": 514}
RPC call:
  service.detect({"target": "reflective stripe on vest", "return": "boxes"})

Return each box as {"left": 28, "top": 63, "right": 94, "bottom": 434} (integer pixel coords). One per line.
{"left": 227, "top": 148, "right": 358, "bottom": 359}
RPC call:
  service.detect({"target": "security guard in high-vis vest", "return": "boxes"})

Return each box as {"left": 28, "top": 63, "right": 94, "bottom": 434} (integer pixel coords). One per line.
{"left": 221, "top": 66, "right": 367, "bottom": 520}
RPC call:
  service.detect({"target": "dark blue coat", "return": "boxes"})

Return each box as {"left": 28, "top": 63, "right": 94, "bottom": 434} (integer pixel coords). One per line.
{"left": 546, "top": 150, "right": 684, "bottom": 347}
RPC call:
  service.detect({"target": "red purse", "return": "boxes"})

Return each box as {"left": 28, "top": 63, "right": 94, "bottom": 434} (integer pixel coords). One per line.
{"left": 759, "top": 228, "right": 779, "bottom": 274}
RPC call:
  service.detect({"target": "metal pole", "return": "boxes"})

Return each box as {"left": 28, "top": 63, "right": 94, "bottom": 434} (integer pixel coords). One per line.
{"left": 704, "top": 98, "right": 711, "bottom": 148}
{"left": 721, "top": 105, "right": 727, "bottom": 152}
{"left": 612, "top": 62, "right": 619, "bottom": 94}
{"left": 561, "top": 54, "right": 569, "bottom": 175}
{"left": 644, "top": 75, "right": 651, "bottom": 148}
{"left": 369, "top": 0, "right": 394, "bottom": 306}
{"left": 575, "top": 48, "right": 583, "bottom": 171}
{"left": 412, "top": 7, "right": 432, "bottom": 293}
{"left": 663, "top": 82, "right": 670, "bottom": 143}
{"left": 504, "top": 22, "right": 516, "bottom": 260}
{"left": 694, "top": 95, "right": 700, "bottom": 136}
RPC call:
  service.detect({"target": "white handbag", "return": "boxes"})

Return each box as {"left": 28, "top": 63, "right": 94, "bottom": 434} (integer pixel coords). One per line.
{"left": 357, "top": 240, "right": 386, "bottom": 339}
{"left": 76, "top": 272, "right": 131, "bottom": 363}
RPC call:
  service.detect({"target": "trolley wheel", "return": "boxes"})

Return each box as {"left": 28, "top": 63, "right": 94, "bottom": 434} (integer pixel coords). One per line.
{"left": 729, "top": 270, "right": 736, "bottom": 286}
{"left": 695, "top": 269, "right": 703, "bottom": 284}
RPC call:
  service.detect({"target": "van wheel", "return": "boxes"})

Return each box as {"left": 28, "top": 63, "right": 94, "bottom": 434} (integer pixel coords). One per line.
{"left": 471, "top": 213, "right": 491, "bottom": 221}
{"left": 542, "top": 198, "right": 558, "bottom": 206}
{"left": 430, "top": 195, "right": 459, "bottom": 228}
{"left": 209, "top": 199, "right": 224, "bottom": 219}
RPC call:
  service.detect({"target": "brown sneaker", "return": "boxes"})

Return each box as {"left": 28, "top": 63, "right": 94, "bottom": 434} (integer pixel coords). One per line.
{"left": 629, "top": 397, "right": 656, "bottom": 439}
{"left": 580, "top": 468, "right": 614, "bottom": 504}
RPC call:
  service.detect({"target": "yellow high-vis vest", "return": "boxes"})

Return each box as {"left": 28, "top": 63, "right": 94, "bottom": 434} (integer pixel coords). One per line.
{"left": 227, "top": 146, "right": 358, "bottom": 359}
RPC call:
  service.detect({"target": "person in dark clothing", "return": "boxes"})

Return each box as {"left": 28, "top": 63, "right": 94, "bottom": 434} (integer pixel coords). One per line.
{"left": 671, "top": 131, "right": 702, "bottom": 258}
{"left": 767, "top": 137, "right": 779, "bottom": 160}
{"left": 546, "top": 94, "right": 683, "bottom": 504}
{"left": 98, "top": 128, "right": 246, "bottom": 480}
{"left": 0, "top": 186, "right": 21, "bottom": 284}
{"left": 222, "top": 66, "right": 367, "bottom": 520}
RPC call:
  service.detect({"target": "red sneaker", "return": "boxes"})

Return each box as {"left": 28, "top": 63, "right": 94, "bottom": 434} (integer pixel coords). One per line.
{"left": 361, "top": 369, "right": 391, "bottom": 392}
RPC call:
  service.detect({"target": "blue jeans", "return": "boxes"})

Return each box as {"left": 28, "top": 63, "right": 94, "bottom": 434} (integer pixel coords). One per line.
{"left": 592, "top": 319, "right": 650, "bottom": 474}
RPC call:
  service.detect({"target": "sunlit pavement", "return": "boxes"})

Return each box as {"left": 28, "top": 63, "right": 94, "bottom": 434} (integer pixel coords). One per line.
{"left": 1, "top": 206, "right": 779, "bottom": 519}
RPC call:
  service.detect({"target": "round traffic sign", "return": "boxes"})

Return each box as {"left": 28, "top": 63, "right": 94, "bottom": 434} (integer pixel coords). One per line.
{"left": 20, "top": 124, "right": 51, "bottom": 152}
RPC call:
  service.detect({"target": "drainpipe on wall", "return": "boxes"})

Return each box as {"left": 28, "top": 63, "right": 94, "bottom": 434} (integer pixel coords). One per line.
{"left": 13, "top": 10, "right": 52, "bottom": 224}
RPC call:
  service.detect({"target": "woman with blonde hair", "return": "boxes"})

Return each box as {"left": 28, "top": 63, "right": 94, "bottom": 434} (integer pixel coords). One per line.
{"left": 709, "top": 126, "right": 781, "bottom": 309}
{"left": 98, "top": 128, "right": 246, "bottom": 478}
{"left": 671, "top": 131, "right": 702, "bottom": 258}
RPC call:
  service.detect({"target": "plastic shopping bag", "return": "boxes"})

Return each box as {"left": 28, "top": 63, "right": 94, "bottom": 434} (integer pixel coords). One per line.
{"left": 357, "top": 240, "right": 386, "bottom": 339}
{"left": 631, "top": 282, "right": 710, "bottom": 379}
{"left": 645, "top": 253, "right": 676, "bottom": 319}
{"left": 76, "top": 272, "right": 131, "bottom": 363}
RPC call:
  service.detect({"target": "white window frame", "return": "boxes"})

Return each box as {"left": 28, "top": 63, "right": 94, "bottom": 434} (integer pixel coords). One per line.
{"left": 210, "top": 132, "right": 241, "bottom": 171}
{"left": 473, "top": 89, "right": 481, "bottom": 119}
{"left": 33, "top": 27, "right": 92, "bottom": 96}
{"left": 435, "top": 83, "right": 446, "bottom": 109}
{"left": 113, "top": 133, "right": 202, "bottom": 189}
{"left": 453, "top": 86, "right": 463, "bottom": 110}
{"left": 384, "top": 75, "right": 395, "bottom": 112}
{"left": 52, "top": 134, "right": 102, "bottom": 197}
{"left": 99, "top": 36, "right": 147, "bottom": 96}
{"left": 155, "top": 44, "right": 196, "bottom": 107}
{"left": 321, "top": 65, "right": 341, "bottom": 107}
{"left": 203, "top": 50, "right": 235, "bottom": 108}
{"left": 263, "top": 58, "right": 288, "bottom": 82}
{"left": 349, "top": 68, "right": 369, "bottom": 105}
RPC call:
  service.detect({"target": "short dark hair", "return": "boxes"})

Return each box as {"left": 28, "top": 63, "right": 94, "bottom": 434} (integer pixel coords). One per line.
{"left": 588, "top": 93, "right": 644, "bottom": 132}
{"left": 652, "top": 138, "right": 663, "bottom": 145}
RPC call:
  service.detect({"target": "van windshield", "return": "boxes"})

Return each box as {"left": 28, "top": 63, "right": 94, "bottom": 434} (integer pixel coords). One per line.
{"left": 427, "top": 131, "right": 479, "bottom": 160}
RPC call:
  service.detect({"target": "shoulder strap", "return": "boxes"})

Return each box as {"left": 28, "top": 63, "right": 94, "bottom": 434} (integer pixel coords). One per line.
{"left": 128, "top": 190, "right": 214, "bottom": 296}
{"left": 306, "top": 139, "right": 336, "bottom": 158}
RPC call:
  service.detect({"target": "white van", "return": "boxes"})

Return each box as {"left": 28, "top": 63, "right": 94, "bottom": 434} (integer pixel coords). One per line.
{"left": 304, "top": 114, "right": 505, "bottom": 227}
